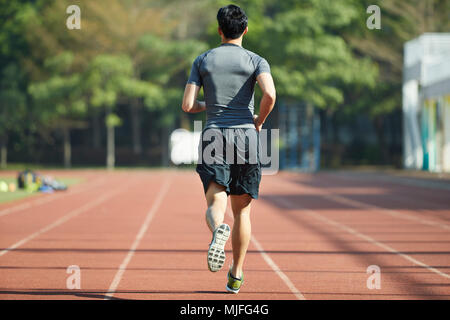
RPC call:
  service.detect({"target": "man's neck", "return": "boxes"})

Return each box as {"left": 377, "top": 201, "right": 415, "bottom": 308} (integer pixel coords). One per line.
{"left": 221, "top": 37, "right": 243, "bottom": 47}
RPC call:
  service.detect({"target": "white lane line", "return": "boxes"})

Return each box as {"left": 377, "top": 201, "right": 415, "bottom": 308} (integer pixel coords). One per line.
{"left": 225, "top": 208, "right": 306, "bottom": 300}
{"left": 0, "top": 177, "right": 107, "bottom": 218}
{"left": 332, "top": 171, "right": 450, "bottom": 192}
{"left": 270, "top": 196, "right": 450, "bottom": 280}
{"left": 251, "top": 236, "right": 306, "bottom": 300}
{"left": 288, "top": 179, "right": 450, "bottom": 231}
{"left": 0, "top": 179, "right": 134, "bottom": 258}
{"left": 322, "top": 192, "right": 450, "bottom": 231}
{"left": 104, "top": 179, "right": 171, "bottom": 300}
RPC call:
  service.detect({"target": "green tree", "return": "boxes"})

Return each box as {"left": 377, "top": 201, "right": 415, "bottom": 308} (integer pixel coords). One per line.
{"left": 28, "top": 52, "right": 87, "bottom": 168}
{"left": 24, "top": 0, "right": 210, "bottom": 163}
{"left": 0, "top": 64, "right": 27, "bottom": 168}
{"left": 84, "top": 54, "right": 166, "bottom": 169}
{"left": 0, "top": 0, "right": 42, "bottom": 168}
{"left": 343, "top": 0, "right": 450, "bottom": 162}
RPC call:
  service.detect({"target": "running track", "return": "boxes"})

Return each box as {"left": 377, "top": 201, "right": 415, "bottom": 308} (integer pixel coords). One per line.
{"left": 0, "top": 169, "right": 449, "bottom": 300}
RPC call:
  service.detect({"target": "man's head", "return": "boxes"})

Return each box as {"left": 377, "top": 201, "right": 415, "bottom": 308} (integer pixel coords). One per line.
{"left": 217, "top": 4, "right": 248, "bottom": 40}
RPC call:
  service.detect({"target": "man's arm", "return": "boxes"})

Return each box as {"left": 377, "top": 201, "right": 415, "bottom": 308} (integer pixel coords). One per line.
{"left": 254, "top": 72, "right": 276, "bottom": 131}
{"left": 181, "top": 84, "right": 206, "bottom": 113}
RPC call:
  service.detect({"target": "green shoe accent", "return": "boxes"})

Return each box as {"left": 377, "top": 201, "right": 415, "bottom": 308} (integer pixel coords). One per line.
{"left": 226, "top": 271, "right": 244, "bottom": 294}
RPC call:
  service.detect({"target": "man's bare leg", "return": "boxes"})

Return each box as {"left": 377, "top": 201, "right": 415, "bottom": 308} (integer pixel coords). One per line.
{"left": 205, "top": 181, "right": 228, "bottom": 232}
{"left": 230, "top": 194, "right": 252, "bottom": 279}
{"left": 205, "top": 181, "right": 230, "bottom": 272}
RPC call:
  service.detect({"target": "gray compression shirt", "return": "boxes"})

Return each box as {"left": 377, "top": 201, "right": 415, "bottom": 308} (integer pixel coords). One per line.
{"left": 187, "top": 43, "right": 271, "bottom": 129}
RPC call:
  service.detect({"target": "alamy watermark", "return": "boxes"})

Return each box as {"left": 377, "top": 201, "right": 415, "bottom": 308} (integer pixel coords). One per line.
{"left": 193, "top": 121, "right": 279, "bottom": 175}
{"left": 366, "top": 5, "right": 381, "bottom": 30}
{"left": 66, "top": 5, "right": 81, "bottom": 30}
{"left": 366, "top": 265, "right": 381, "bottom": 289}
{"left": 66, "top": 265, "right": 81, "bottom": 289}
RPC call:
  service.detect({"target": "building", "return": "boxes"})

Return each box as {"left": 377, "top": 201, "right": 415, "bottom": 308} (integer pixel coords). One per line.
{"left": 403, "top": 33, "right": 450, "bottom": 172}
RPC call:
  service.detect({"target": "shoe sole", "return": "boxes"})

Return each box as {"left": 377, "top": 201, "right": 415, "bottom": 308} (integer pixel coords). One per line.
{"left": 226, "top": 285, "right": 240, "bottom": 294}
{"left": 207, "top": 224, "right": 230, "bottom": 272}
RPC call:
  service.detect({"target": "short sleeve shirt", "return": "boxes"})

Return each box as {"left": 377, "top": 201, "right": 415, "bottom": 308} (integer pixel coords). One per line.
{"left": 187, "top": 43, "right": 271, "bottom": 128}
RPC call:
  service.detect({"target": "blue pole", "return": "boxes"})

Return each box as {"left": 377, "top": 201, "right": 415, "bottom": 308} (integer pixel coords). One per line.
{"left": 289, "top": 104, "right": 298, "bottom": 168}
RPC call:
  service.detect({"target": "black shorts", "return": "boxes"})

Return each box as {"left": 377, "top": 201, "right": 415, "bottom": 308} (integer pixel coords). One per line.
{"left": 196, "top": 127, "right": 262, "bottom": 199}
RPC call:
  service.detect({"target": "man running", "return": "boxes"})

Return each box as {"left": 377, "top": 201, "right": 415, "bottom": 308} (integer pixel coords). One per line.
{"left": 181, "top": 4, "right": 276, "bottom": 294}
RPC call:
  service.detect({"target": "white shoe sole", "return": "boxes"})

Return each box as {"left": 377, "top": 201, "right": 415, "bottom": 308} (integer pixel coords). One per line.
{"left": 207, "top": 224, "right": 230, "bottom": 272}
{"left": 226, "top": 285, "right": 240, "bottom": 294}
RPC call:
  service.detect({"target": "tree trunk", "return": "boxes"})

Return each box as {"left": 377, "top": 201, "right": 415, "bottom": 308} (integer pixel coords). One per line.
{"left": 106, "top": 108, "right": 115, "bottom": 170}
{"left": 106, "top": 125, "right": 115, "bottom": 170}
{"left": 63, "top": 127, "right": 71, "bottom": 168}
{"left": 0, "top": 134, "right": 7, "bottom": 169}
{"left": 330, "top": 111, "right": 342, "bottom": 167}
{"left": 331, "top": 111, "right": 340, "bottom": 145}
{"left": 130, "top": 100, "right": 142, "bottom": 155}
{"left": 92, "top": 112, "right": 101, "bottom": 148}
{"left": 373, "top": 115, "right": 390, "bottom": 164}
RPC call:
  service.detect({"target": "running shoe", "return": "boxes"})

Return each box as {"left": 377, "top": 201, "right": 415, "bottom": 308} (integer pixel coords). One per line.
{"left": 226, "top": 270, "right": 244, "bottom": 294}
{"left": 207, "top": 223, "right": 230, "bottom": 272}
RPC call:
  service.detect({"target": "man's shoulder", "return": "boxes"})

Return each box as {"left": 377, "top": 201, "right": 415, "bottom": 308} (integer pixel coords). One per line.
{"left": 242, "top": 47, "right": 260, "bottom": 57}
{"left": 194, "top": 48, "right": 214, "bottom": 65}
{"left": 194, "top": 46, "right": 268, "bottom": 69}
{"left": 200, "top": 46, "right": 265, "bottom": 59}
{"left": 241, "top": 48, "right": 268, "bottom": 66}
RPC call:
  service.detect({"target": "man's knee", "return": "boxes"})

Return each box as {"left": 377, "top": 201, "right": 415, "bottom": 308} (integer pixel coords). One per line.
{"left": 231, "top": 194, "right": 252, "bottom": 215}
{"left": 206, "top": 182, "right": 228, "bottom": 208}
{"left": 211, "top": 192, "right": 227, "bottom": 208}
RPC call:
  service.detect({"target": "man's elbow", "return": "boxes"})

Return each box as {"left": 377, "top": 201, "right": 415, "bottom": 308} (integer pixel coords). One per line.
{"left": 264, "top": 90, "right": 276, "bottom": 104}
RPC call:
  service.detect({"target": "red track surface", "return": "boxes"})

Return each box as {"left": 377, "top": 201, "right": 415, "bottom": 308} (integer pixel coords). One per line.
{"left": 0, "top": 169, "right": 449, "bottom": 300}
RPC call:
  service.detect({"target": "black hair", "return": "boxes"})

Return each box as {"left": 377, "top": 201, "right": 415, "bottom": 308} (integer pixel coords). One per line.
{"left": 217, "top": 4, "right": 248, "bottom": 39}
